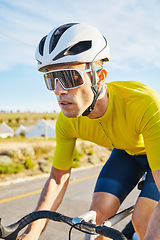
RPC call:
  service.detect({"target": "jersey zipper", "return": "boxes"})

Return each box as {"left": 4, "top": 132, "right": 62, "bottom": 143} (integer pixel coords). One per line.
{"left": 98, "top": 120, "right": 114, "bottom": 148}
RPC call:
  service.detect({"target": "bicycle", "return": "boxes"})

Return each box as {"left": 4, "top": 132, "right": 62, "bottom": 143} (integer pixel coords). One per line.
{"left": 0, "top": 176, "right": 144, "bottom": 240}
{"left": 0, "top": 205, "right": 134, "bottom": 240}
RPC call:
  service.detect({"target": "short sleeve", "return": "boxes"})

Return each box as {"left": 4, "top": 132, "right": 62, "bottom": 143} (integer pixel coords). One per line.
{"left": 53, "top": 112, "right": 77, "bottom": 170}
{"left": 139, "top": 90, "right": 160, "bottom": 171}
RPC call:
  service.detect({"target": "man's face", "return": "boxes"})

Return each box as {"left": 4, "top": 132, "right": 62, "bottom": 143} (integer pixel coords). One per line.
{"left": 47, "top": 63, "right": 94, "bottom": 118}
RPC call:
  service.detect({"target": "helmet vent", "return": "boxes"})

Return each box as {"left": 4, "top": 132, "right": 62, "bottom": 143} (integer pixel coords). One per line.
{"left": 39, "top": 36, "right": 47, "bottom": 56}
{"left": 66, "top": 41, "right": 92, "bottom": 55}
{"left": 53, "top": 41, "right": 92, "bottom": 61}
{"left": 49, "top": 23, "right": 78, "bottom": 54}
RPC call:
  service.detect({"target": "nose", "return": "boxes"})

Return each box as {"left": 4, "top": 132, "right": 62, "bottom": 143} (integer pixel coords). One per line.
{"left": 54, "top": 80, "right": 68, "bottom": 95}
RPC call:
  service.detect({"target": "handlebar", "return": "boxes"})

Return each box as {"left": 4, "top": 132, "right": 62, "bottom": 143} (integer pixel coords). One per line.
{"left": 0, "top": 210, "right": 127, "bottom": 240}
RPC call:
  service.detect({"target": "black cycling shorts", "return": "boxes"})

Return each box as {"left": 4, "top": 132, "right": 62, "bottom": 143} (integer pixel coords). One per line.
{"left": 94, "top": 149, "right": 160, "bottom": 203}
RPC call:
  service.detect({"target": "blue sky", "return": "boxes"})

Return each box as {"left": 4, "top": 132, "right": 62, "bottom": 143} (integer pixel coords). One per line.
{"left": 0, "top": 0, "right": 160, "bottom": 112}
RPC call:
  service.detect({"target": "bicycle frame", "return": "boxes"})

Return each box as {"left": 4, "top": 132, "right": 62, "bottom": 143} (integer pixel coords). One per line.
{"left": 81, "top": 205, "right": 135, "bottom": 240}
{"left": 82, "top": 174, "right": 146, "bottom": 240}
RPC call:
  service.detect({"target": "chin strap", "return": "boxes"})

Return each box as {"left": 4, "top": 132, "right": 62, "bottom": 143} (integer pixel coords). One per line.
{"left": 82, "top": 62, "right": 103, "bottom": 116}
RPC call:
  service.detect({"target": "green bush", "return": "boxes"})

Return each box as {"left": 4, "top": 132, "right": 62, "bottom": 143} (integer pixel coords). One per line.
{"left": 72, "top": 152, "right": 83, "bottom": 168}
{"left": 72, "top": 158, "right": 81, "bottom": 168}
{"left": 87, "top": 149, "right": 94, "bottom": 156}
{"left": 0, "top": 162, "right": 24, "bottom": 174}
{"left": 47, "top": 156, "right": 53, "bottom": 163}
{"left": 24, "top": 158, "right": 35, "bottom": 169}
{"left": 33, "top": 145, "right": 53, "bottom": 159}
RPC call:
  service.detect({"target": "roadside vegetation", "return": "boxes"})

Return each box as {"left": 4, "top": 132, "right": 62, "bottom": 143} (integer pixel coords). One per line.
{"left": 0, "top": 112, "right": 59, "bottom": 130}
{"left": 0, "top": 137, "right": 110, "bottom": 182}
{"left": 0, "top": 112, "right": 111, "bottom": 182}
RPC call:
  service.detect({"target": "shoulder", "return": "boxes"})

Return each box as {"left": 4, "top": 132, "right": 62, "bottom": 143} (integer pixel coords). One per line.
{"left": 107, "top": 81, "right": 160, "bottom": 123}
{"left": 107, "top": 81, "right": 160, "bottom": 101}
{"left": 106, "top": 80, "right": 149, "bottom": 92}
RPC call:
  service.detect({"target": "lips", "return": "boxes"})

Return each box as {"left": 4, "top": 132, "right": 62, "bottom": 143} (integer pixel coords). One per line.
{"left": 59, "top": 100, "right": 71, "bottom": 105}
{"left": 59, "top": 100, "right": 72, "bottom": 109}
{"left": 61, "top": 102, "right": 70, "bottom": 105}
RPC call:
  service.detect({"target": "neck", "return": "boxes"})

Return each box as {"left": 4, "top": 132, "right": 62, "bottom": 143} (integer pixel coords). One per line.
{"left": 87, "top": 85, "right": 109, "bottom": 119}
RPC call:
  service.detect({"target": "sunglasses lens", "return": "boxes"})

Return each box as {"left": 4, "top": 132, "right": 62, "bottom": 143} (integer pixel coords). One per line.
{"left": 44, "top": 72, "right": 55, "bottom": 90}
{"left": 44, "top": 69, "right": 84, "bottom": 90}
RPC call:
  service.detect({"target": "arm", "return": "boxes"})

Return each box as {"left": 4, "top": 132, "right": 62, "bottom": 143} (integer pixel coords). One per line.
{"left": 17, "top": 166, "right": 71, "bottom": 240}
{"left": 144, "top": 170, "right": 160, "bottom": 240}
{"left": 134, "top": 89, "right": 160, "bottom": 239}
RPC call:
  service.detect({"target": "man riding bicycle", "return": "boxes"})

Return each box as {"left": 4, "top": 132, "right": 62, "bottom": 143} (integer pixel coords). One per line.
{"left": 18, "top": 23, "right": 160, "bottom": 240}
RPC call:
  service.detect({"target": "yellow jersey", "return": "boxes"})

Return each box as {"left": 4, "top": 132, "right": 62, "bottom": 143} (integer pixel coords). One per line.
{"left": 53, "top": 81, "right": 160, "bottom": 171}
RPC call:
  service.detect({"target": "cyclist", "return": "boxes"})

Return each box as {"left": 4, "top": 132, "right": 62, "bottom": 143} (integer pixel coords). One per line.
{"left": 18, "top": 23, "right": 160, "bottom": 240}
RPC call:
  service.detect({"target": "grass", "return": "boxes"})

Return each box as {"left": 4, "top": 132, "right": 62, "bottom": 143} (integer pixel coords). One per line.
{"left": 0, "top": 112, "right": 59, "bottom": 130}
{"left": 0, "top": 116, "right": 111, "bottom": 176}
{"left": 72, "top": 151, "right": 83, "bottom": 168}
{"left": 24, "top": 158, "right": 35, "bottom": 170}
{"left": 0, "top": 162, "right": 24, "bottom": 174}
{"left": 0, "top": 111, "right": 111, "bottom": 177}
{"left": 0, "top": 136, "right": 55, "bottom": 143}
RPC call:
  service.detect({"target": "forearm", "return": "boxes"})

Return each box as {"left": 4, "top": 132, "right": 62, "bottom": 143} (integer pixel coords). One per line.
{"left": 36, "top": 174, "right": 68, "bottom": 211}
{"left": 23, "top": 168, "right": 71, "bottom": 240}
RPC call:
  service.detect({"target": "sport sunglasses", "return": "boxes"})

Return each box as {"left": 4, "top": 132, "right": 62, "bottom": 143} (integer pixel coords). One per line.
{"left": 44, "top": 67, "right": 102, "bottom": 90}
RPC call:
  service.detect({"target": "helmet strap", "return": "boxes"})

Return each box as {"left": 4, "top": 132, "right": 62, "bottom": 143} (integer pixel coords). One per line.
{"left": 82, "top": 62, "right": 103, "bottom": 116}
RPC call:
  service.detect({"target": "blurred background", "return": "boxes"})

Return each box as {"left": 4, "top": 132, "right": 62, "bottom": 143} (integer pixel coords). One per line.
{"left": 0, "top": 3, "right": 159, "bottom": 238}
{"left": 0, "top": 0, "right": 160, "bottom": 113}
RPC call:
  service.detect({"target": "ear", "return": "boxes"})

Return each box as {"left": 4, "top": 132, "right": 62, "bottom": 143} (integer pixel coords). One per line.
{"left": 97, "top": 68, "right": 107, "bottom": 89}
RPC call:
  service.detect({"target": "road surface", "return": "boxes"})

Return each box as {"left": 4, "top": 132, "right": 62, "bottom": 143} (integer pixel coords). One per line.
{"left": 0, "top": 165, "right": 139, "bottom": 239}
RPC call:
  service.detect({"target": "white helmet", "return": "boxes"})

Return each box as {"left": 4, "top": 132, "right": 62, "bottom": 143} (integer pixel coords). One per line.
{"left": 35, "top": 23, "right": 110, "bottom": 72}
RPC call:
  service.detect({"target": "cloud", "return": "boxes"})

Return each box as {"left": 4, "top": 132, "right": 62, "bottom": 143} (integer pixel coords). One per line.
{"left": 99, "top": 1, "right": 160, "bottom": 69}
{"left": 0, "top": 0, "right": 160, "bottom": 113}
{"left": 0, "top": 0, "right": 160, "bottom": 73}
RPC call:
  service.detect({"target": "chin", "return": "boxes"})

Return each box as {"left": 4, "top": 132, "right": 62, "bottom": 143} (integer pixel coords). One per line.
{"left": 62, "top": 110, "right": 82, "bottom": 118}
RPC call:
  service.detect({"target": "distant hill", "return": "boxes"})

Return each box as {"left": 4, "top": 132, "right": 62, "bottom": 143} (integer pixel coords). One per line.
{"left": 0, "top": 112, "right": 59, "bottom": 130}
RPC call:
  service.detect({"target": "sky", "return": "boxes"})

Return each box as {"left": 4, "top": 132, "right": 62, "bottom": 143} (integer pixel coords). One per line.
{"left": 0, "top": 0, "right": 160, "bottom": 113}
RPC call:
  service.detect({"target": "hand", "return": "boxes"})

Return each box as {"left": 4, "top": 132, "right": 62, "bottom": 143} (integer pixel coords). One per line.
{"left": 16, "top": 233, "right": 28, "bottom": 240}
{"left": 16, "top": 233, "right": 34, "bottom": 240}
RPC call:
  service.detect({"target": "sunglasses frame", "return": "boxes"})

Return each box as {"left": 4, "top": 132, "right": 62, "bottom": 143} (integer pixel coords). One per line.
{"left": 44, "top": 67, "right": 102, "bottom": 90}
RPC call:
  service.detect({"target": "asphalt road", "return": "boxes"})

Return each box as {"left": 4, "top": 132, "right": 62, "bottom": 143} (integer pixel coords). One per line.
{"left": 0, "top": 165, "right": 140, "bottom": 240}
